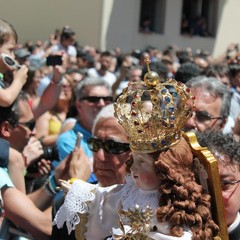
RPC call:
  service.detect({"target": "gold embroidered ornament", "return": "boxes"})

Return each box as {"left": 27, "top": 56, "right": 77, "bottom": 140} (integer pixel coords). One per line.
{"left": 114, "top": 57, "right": 195, "bottom": 153}
{"left": 112, "top": 205, "right": 154, "bottom": 240}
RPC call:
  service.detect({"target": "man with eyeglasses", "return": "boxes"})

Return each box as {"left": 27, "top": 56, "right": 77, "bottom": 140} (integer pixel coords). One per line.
{"left": 0, "top": 91, "right": 44, "bottom": 193}
{"left": 185, "top": 76, "right": 233, "bottom": 133}
{"left": 197, "top": 131, "right": 240, "bottom": 240}
{"left": 56, "top": 77, "right": 113, "bottom": 184}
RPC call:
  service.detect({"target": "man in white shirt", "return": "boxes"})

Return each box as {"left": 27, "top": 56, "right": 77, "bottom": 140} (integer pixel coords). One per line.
{"left": 87, "top": 51, "right": 117, "bottom": 87}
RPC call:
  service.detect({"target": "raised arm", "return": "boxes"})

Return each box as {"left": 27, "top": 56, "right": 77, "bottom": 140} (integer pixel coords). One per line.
{"left": 32, "top": 66, "right": 63, "bottom": 119}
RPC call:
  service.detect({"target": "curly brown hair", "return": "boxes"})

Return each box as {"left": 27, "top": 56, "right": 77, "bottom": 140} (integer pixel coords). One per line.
{"left": 126, "top": 137, "right": 219, "bottom": 239}
{"left": 154, "top": 137, "right": 219, "bottom": 239}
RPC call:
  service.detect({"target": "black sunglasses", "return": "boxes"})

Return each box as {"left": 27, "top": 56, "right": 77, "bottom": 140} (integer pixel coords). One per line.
{"left": 79, "top": 96, "right": 113, "bottom": 103}
{"left": 87, "top": 138, "right": 130, "bottom": 154}
{"left": 194, "top": 111, "right": 222, "bottom": 123}
{"left": 18, "top": 119, "right": 36, "bottom": 131}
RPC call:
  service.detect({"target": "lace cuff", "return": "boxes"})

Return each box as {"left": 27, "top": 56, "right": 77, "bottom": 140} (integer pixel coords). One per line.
{"left": 53, "top": 180, "right": 97, "bottom": 235}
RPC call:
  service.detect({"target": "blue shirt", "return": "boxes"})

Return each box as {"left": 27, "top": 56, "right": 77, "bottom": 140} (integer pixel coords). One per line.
{"left": 56, "top": 122, "right": 97, "bottom": 183}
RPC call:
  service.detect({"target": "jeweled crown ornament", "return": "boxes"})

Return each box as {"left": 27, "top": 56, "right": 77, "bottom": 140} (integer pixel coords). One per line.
{"left": 114, "top": 57, "right": 195, "bottom": 153}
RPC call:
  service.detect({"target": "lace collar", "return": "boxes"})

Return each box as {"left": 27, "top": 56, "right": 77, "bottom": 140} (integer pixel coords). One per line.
{"left": 121, "top": 175, "right": 160, "bottom": 211}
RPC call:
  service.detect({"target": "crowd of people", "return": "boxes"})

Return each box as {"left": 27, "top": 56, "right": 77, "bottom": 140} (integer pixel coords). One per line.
{"left": 0, "top": 17, "right": 239, "bottom": 240}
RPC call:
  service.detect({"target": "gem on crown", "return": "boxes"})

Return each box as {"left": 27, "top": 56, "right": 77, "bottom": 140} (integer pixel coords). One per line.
{"left": 114, "top": 58, "right": 195, "bottom": 153}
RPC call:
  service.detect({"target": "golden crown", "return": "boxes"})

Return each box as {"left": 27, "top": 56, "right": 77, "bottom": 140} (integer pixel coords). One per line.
{"left": 114, "top": 57, "right": 195, "bottom": 153}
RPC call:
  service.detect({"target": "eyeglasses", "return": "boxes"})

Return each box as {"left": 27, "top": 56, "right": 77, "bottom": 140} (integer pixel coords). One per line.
{"left": 18, "top": 119, "right": 36, "bottom": 131}
{"left": 87, "top": 138, "right": 130, "bottom": 154}
{"left": 221, "top": 179, "right": 240, "bottom": 192}
{"left": 193, "top": 111, "right": 222, "bottom": 123}
{"left": 79, "top": 96, "right": 113, "bottom": 103}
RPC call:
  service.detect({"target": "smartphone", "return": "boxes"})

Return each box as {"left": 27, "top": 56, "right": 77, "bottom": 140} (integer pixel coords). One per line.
{"left": 75, "top": 132, "right": 83, "bottom": 148}
{"left": 0, "top": 53, "right": 21, "bottom": 70}
{"left": 46, "top": 55, "right": 63, "bottom": 66}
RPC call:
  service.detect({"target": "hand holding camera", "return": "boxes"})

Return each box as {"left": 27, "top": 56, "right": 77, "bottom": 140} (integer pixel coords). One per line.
{"left": 24, "top": 136, "right": 60, "bottom": 176}
{"left": 47, "top": 54, "right": 68, "bottom": 85}
{"left": 22, "top": 137, "right": 44, "bottom": 167}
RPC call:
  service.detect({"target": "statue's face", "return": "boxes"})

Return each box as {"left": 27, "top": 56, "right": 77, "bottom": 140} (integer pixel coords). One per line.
{"left": 131, "top": 152, "right": 159, "bottom": 190}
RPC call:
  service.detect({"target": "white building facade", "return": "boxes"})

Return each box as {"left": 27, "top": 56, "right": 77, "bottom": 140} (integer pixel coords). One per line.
{"left": 0, "top": 0, "right": 238, "bottom": 57}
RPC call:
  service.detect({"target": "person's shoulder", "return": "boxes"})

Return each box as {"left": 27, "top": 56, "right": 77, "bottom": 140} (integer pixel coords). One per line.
{"left": 60, "top": 118, "right": 76, "bottom": 134}
{"left": 62, "top": 117, "right": 76, "bottom": 125}
{"left": 0, "top": 138, "right": 9, "bottom": 145}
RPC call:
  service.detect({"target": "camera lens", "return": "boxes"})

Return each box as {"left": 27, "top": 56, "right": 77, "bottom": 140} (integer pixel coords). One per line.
{"left": 26, "top": 145, "right": 59, "bottom": 174}
{"left": 41, "top": 145, "right": 59, "bottom": 161}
